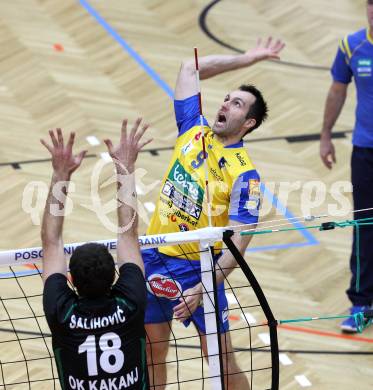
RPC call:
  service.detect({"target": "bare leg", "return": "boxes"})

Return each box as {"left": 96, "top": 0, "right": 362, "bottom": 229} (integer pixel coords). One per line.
{"left": 199, "top": 330, "right": 250, "bottom": 389}
{"left": 146, "top": 322, "right": 172, "bottom": 390}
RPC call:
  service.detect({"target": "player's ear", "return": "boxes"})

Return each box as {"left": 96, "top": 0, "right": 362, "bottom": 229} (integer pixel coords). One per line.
{"left": 244, "top": 118, "right": 256, "bottom": 132}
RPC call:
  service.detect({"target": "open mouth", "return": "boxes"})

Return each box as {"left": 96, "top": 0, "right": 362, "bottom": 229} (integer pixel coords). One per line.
{"left": 217, "top": 113, "right": 226, "bottom": 125}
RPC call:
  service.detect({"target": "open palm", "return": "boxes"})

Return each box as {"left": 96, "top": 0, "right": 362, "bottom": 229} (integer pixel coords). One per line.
{"left": 104, "top": 118, "right": 152, "bottom": 174}
{"left": 41, "top": 129, "right": 87, "bottom": 178}
{"left": 246, "top": 37, "right": 285, "bottom": 62}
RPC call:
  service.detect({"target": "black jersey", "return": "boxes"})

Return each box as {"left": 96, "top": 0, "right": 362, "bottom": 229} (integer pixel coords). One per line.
{"left": 43, "top": 263, "right": 148, "bottom": 390}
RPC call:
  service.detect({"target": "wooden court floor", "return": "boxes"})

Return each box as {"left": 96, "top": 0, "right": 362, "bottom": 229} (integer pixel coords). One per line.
{"left": 0, "top": 0, "right": 372, "bottom": 389}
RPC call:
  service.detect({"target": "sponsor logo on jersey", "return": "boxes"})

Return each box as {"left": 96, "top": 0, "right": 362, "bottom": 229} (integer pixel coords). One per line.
{"left": 249, "top": 179, "right": 260, "bottom": 198}
{"left": 174, "top": 210, "right": 198, "bottom": 226}
{"left": 162, "top": 180, "right": 173, "bottom": 197}
{"left": 357, "top": 58, "right": 372, "bottom": 77}
{"left": 218, "top": 157, "right": 228, "bottom": 169}
{"left": 181, "top": 139, "right": 194, "bottom": 155}
{"left": 168, "top": 160, "right": 204, "bottom": 204}
{"left": 179, "top": 223, "right": 189, "bottom": 232}
{"left": 235, "top": 152, "right": 246, "bottom": 166}
{"left": 158, "top": 199, "right": 198, "bottom": 226}
{"left": 147, "top": 274, "right": 182, "bottom": 300}
{"left": 182, "top": 131, "right": 205, "bottom": 156}
{"left": 164, "top": 207, "right": 198, "bottom": 227}
{"left": 194, "top": 131, "right": 202, "bottom": 141}
{"left": 169, "top": 214, "right": 193, "bottom": 229}
{"left": 359, "top": 59, "right": 372, "bottom": 66}
{"left": 161, "top": 180, "right": 202, "bottom": 220}
{"left": 210, "top": 167, "right": 223, "bottom": 181}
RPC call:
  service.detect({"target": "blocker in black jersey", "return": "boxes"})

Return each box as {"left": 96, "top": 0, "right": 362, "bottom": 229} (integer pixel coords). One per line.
{"left": 43, "top": 263, "right": 148, "bottom": 390}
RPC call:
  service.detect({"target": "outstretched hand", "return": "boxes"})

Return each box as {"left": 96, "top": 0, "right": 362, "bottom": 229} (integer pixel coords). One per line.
{"left": 40, "top": 129, "right": 87, "bottom": 179}
{"left": 104, "top": 118, "right": 152, "bottom": 174}
{"left": 246, "top": 37, "right": 285, "bottom": 63}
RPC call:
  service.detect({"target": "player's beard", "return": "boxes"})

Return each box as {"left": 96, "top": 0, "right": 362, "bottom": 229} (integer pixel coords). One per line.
{"left": 212, "top": 116, "right": 243, "bottom": 140}
{"left": 212, "top": 119, "right": 227, "bottom": 134}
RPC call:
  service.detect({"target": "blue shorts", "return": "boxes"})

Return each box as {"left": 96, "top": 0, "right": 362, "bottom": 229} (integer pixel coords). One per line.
{"left": 142, "top": 248, "right": 229, "bottom": 334}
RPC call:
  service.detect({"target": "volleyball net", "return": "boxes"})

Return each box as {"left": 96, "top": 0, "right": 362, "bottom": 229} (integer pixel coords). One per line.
{"left": 0, "top": 227, "right": 278, "bottom": 389}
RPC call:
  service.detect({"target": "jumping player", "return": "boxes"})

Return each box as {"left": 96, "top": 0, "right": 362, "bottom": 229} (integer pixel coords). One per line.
{"left": 41, "top": 119, "right": 151, "bottom": 389}
{"left": 144, "top": 38, "right": 285, "bottom": 388}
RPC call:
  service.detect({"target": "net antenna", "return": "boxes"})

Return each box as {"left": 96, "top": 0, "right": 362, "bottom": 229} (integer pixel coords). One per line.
{"left": 194, "top": 47, "right": 212, "bottom": 228}
{"left": 194, "top": 47, "right": 226, "bottom": 389}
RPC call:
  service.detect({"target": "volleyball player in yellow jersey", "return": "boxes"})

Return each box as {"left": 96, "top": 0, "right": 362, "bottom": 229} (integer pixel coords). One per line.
{"left": 144, "top": 38, "right": 285, "bottom": 389}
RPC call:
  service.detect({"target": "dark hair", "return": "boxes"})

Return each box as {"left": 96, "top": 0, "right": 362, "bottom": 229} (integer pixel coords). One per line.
{"left": 238, "top": 84, "right": 268, "bottom": 134}
{"left": 69, "top": 243, "right": 115, "bottom": 298}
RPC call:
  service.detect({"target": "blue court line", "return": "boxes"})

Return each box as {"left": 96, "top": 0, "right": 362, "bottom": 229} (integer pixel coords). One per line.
{"left": 263, "top": 184, "right": 318, "bottom": 243}
{"left": 79, "top": 0, "right": 174, "bottom": 98}
{"left": 78, "top": 0, "right": 318, "bottom": 252}
{"left": 245, "top": 184, "right": 318, "bottom": 252}
{"left": 248, "top": 241, "right": 315, "bottom": 252}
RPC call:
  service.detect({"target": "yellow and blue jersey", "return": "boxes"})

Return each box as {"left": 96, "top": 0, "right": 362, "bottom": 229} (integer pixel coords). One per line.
{"left": 332, "top": 28, "right": 373, "bottom": 147}
{"left": 147, "top": 95, "right": 260, "bottom": 259}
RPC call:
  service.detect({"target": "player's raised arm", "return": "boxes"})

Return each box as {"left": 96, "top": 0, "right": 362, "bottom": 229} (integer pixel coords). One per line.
{"left": 104, "top": 118, "right": 152, "bottom": 274}
{"left": 40, "top": 129, "right": 87, "bottom": 283}
{"left": 174, "top": 37, "right": 285, "bottom": 100}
